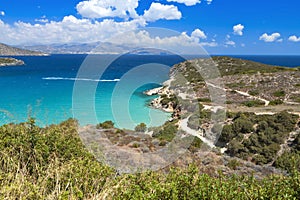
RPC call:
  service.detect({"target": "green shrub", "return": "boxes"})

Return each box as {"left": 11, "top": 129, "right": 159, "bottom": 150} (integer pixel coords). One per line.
{"left": 153, "top": 122, "right": 178, "bottom": 142}
{"left": 227, "top": 159, "right": 241, "bottom": 170}
{"left": 197, "top": 98, "right": 212, "bottom": 102}
{"left": 1, "top": 119, "right": 300, "bottom": 199}
{"left": 269, "top": 99, "right": 283, "bottom": 105}
{"left": 242, "top": 100, "right": 265, "bottom": 107}
{"left": 273, "top": 90, "right": 285, "bottom": 97}
{"left": 135, "top": 123, "right": 147, "bottom": 132}
{"left": 248, "top": 90, "right": 259, "bottom": 96}
{"left": 96, "top": 120, "right": 114, "bottom": 129}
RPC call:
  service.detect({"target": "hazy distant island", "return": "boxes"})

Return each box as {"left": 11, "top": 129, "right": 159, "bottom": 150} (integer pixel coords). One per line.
{"left": 0, "top": 43, "right": 49, "bottom": 67}
{"left": 0, "top": 43, "right": 48, "bottom": 56}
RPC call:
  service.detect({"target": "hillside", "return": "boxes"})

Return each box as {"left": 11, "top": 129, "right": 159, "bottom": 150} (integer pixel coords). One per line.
{"left": 145, "top": 56, "right": 300, "bottom": 171}
{"left": 0, "top": 43, "right": 47, "bottom": 56}
{"left": 0, "top": 119, "right": 299, "bottom": 199}
{"left": 170, "top": 56, "right": 300, "bottom": 113}
{"left": 78, "top": 56, "right": 300, "bottom": 176}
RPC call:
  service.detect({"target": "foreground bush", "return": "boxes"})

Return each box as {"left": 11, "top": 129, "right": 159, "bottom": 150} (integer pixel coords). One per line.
{"left": 0, "top": 119, "right": 299, "bottom": 199}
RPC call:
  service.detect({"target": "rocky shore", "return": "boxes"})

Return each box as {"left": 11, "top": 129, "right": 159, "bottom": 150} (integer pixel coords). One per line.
{"left": 144, "top": 79, "right": 182, "bottom": 120}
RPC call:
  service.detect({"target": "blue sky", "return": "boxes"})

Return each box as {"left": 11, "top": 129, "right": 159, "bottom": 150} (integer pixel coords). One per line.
{"left": 0, "top": 0, "right": 299, "bottom": 54}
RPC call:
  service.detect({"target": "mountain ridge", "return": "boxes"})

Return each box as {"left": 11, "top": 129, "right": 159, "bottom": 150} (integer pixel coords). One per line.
{"left": 0, "top": 43, "right": 47, "bottom": 56}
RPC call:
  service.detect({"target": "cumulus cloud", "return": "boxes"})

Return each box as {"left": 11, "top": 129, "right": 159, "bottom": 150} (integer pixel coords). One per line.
{"left": 166, "top": 0, "right": 201, "bottom": 6}
{"left": 191, "top": 28, "right": 207, "bottom": 42}
{"left": 233, "top": 24, "right": 244, "bottom": 36}
{"left": 0, "top": 11, "right": 4, "bottom": 16}
{"left": 76, "top": 0, "right": 139, "bottom": 19}
{"left": 288, "top": 35, "right": 300, "bottom": 42}
{"left": 0, "top": 0, "right": 216, "bottom": 50}
{"left": 143, "top": 3, "right": 182, "bottom": 22}
{"left": 0, "top": 16, "right": 145, "bottom": 45}
{"left": 0, "top": 15, "right": 208, "bottom": 53}
{"left": 106, "top": 30, "right": 212, "bottom": 54}
{"left": 259, "top": 33, "right": 281, "bottom": 42}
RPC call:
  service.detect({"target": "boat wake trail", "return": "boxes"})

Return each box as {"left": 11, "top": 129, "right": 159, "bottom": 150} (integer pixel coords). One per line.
{"left": 42, "top": 77, "right": 120, "bottom": 82}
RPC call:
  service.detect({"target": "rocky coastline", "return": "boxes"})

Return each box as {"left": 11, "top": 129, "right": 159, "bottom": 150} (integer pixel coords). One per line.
{"left": 144, "top": 79, "right": 181, "bottom": 120}
{"left": 0, "top": 57, "right": 25, "bottom": 67}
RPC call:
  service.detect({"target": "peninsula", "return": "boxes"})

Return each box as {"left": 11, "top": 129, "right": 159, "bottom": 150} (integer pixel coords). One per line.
{"left": 80, "top": 56, "right": 300, "bottom": 176}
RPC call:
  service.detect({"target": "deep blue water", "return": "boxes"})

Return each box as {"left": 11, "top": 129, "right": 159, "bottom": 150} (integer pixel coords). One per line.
{"left": 0, "top": 54, "right": 299, "bottom": 128}
{"left": 228, "top": 55, "right": 300, "bottom": 67}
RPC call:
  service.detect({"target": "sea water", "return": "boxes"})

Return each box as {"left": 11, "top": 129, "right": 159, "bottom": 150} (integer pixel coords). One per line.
{"left": 0, "top": 54, "right": 184, "bottom": 129}
{"left": 0, "top": 54, "right": 299, "bottom": 129}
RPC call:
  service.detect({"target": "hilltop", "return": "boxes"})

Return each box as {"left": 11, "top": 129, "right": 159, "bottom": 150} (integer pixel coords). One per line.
{"left": 0, "top": 43, "right": 47, "bottom": 56}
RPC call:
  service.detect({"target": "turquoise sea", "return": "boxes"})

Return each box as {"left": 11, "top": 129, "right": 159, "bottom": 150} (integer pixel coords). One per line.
{"left": 0, "top": 54, "right": 299, "bottom": 129}
{"left": 0, "top": 54, "right": 185, "bottom": 129}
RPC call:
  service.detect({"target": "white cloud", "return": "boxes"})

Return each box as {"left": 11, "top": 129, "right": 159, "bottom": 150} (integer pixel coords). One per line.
{"left": 225, "top": 40, "right": 235, "bottom": 47}
{"left": 233, "top": 24, "right": 244, "bottom": 36}
{"left": 35, "top": 18, "right": 49, "bottom": 23}
{"left": 143, "top": 3, "right": 182, "bottom": 22}
{"left": 0, "top": 0, "right": 216, "bottom": 50}
{"left": 288, "top": 35, "right": 300, "bottom": 42}
{"left": 206, "top": 0, "right": 213, "bottom": 4}
{"left": 76, "top": 0, "right": 139, "bottom": 19}
{"left": 107, "top": 30, "right": 210, "bottom": 54}
{"left": 0, "top": 16, "right": 145, "bottom": 45}
{"left": 166, "top": 0, "right": 201, "bottom": 6}
{"left": 259, "top": 32, "right": 281, "bottom": 42}
{"left": 0, "top": 11, "right": 5, "bottom": 16}
{"left": 191, "top": 28, "right": 207, "bottom": 42}
{"left": 200, "top": 41, "right": 217, "bottom": 47}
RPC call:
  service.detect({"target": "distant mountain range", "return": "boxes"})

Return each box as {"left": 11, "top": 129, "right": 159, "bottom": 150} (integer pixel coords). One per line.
{"left": 0, "top": 43, "right": 47, "bottom": 56}
{"left": 1, "top": 42, "right": 179, "bottom": 55}
{"left": 19, "top": 42, "right": 173, "bottom": 55}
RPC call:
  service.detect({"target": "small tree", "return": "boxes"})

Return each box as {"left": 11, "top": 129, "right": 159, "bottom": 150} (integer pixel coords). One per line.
{"left": 135, "top": 123, "right": 147, "bottom": 132}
